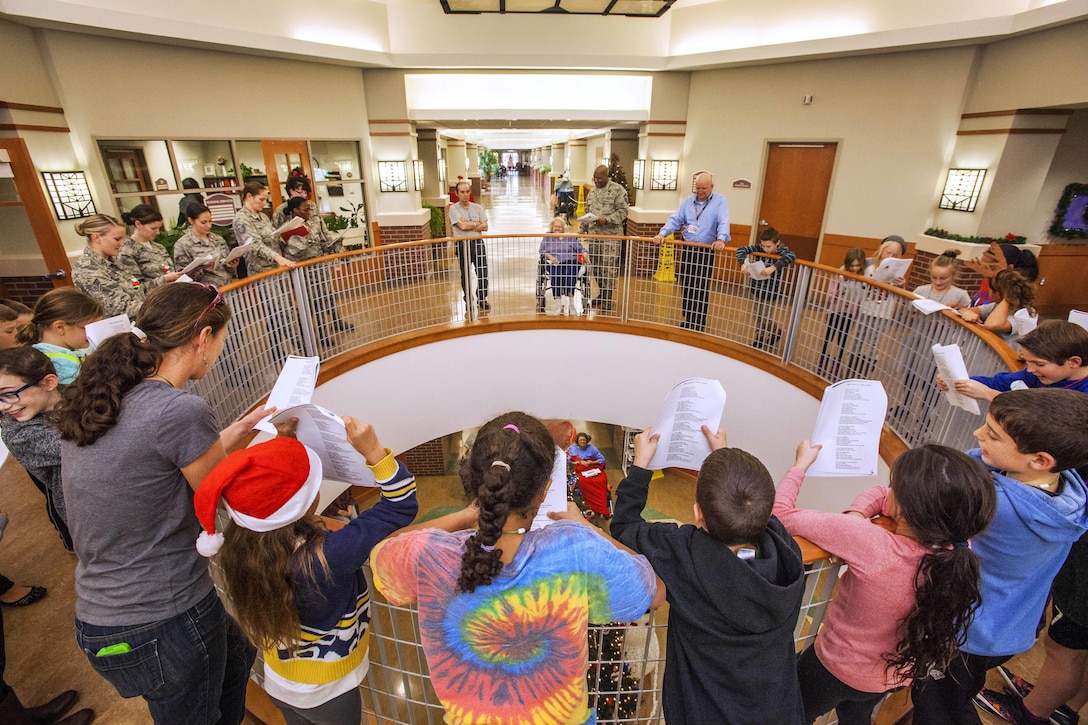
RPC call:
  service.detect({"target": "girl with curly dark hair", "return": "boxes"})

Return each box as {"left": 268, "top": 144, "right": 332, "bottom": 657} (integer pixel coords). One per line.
{"left": 773, "top": 441, "right": 996, "bottom": 725}
{"left": 56, "top": 283, "right": 270, "bottom": 724}
{"left": 371, "top": 411, "right": 664, "bottom": 725}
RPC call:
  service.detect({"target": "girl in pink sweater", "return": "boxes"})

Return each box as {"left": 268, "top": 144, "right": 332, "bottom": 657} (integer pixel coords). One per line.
{"left": 774, "top": 442, "right": 996, "bottom": 725}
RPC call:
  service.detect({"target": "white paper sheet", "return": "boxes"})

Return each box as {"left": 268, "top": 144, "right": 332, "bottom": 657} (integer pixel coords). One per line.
{"left": 530, "top": 446, "right": 571, "bottom": 530}
{"left": 931, "top": 343, "right": 981, "bottom": 414}
{"left": 872, "top": 257, "right": 911, "bottom": 284}
{"left": 1069, "top": 310, "right": 1088, "bottom": 331}
{"left": 265, "top": 404, "right": 375, "bottom": 486}
{"left": 273, "top": 217, "right": 306, "bottom": 236}
{"left": 173, "top": 274, "right": 194, "bottom": 283}
{"left": 808, "top": 379, "right": 887, "bottom": 477}
{"left": 577, "top": 213, "right": 598, "bottom": 223}
{"left": 225, "top": 238, "right": 253, "bottom": 263}
{"left": 646, "top": 378, "right": 727, "bottom": 470}
{"left": 85, "top": 314, "right": 131, "bottom": 348}
{"left": 1011, "top": 308, "right": 1038, "bottom": 337}
{"left": 255, "top": 355, "right": 320, "bottom": 433}
{"left": 180, "top": 253, "right": 216, "bottom": 275}
{"left": 744, "top": 259, "right": 767, "bottom": 280}
{"left": 911, "top": 297, "right": 950, "bottom": 315}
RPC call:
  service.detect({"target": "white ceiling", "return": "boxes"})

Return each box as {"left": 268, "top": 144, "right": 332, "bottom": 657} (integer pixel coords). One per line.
{"left": 2, "top": 0, "right": 1086, "bottom": 149}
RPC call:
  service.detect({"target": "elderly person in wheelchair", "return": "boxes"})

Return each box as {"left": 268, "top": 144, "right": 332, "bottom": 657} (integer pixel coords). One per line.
{"left": 539, "top": 217, "right": 586, "bottom": 316}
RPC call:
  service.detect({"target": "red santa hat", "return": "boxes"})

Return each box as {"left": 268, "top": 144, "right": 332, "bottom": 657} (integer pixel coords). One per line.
{"left": 193, "top": 437, "right": 323, "bottom": 557}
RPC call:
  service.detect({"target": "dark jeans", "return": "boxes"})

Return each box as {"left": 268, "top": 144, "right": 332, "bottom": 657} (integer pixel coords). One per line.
{"left": 455, "top": 237, "right": 489, "bottom": 305}
{"left": 75, "top": 588, "right": 256, "bottom": 725}
{"left": 911, "top": 652, "right": 1011, "bottom": 725}
{"left": 798, "top": 645, "right": 888, "bottom": 725}
{"left": 678, "top": 245, "right": 715, "bottom": 331}
{"left": 820, "top": 312, "right": 855, "bottom": 373}
{"left": 546, "top": 261, "right": 580, "bottom": 297}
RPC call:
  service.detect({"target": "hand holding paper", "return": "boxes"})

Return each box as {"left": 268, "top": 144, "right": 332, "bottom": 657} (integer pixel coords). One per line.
{"left": 85, "top": 314, "right": 132, "bottom": 348}
{"left": 225, "top": 238, "right": 253, "bottom": 263}
{"left": 256, "top": 355, "right": 320, "bottom": 433}
{"left": 872, "top": 257, "right": 911, "bottom": 285}
{"left": 180, "top": 253, "right": 216, "bottom": 276}
{"left": 646, "top": 378, "right": 726, "bottom": 470}
{"left": 531, "top": 446, "right": 573, "bottom": 531}
{"left": 744, "top": 259, "right": 767, "bottom": 280}
{"left": 931, "top": 344, "right": 980, "bottom": 414}
{"left": 808, "top": 379, "right": 887, "bottom": 477}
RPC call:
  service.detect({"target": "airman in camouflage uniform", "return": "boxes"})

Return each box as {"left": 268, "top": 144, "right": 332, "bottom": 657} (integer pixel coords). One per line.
{"left": 232, "top": 205, "right": 284, "bottom": 274}
{"left": 173, "top": 228, "right": 237, "bottom": 288}
{"left": 72, "top": 247, "right": 145, "bottom": 318}
{"left": 579, "top": 164, "right": 629, "bottom": 311}
{"left": 118, "top": 236, "right": 174, "bottom": 290}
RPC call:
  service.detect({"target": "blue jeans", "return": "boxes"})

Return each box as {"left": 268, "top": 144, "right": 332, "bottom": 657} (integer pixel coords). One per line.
{"left": 75, "top": 588, "right": 256, "bottom": 725}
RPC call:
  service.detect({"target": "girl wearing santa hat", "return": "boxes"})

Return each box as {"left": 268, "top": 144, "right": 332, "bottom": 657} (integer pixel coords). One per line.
{"left": 197, "top": 420, "right": 417, "bottom": 725}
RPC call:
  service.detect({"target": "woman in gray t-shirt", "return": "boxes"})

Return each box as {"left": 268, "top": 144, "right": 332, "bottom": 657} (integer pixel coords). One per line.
{"left": 57, "top": 283, "right": 268, "bottom": 724}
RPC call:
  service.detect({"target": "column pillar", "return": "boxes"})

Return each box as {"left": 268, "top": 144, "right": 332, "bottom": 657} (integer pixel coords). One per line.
{"left": 934, "top": 109, "right": 1073, "bottom": 241}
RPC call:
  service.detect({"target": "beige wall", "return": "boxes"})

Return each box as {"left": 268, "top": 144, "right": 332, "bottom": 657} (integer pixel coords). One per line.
{"left": 0, "top": 19, "right": 61, "bottom": 107}
{"left": 684, "top": 47, "right": 977, "bottom": 246}
{"left": 964, "top": 20, "right": 1088, "bottom": 113}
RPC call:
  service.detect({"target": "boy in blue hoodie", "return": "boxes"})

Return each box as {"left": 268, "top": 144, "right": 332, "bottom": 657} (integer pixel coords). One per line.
{"left": 911, "top": 389, "right": 1088, "bottom": 724}
{"left": 610, "top": 425, "right": 806, "bottom": 725}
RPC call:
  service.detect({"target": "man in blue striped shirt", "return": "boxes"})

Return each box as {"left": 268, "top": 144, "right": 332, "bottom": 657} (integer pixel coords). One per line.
{"left": 654, "top": 171, "right": 731, "bottom": 332}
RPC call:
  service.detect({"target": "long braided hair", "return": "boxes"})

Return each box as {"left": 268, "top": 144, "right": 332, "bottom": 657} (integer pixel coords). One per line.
{"left": 456, "top": 412, "right": 555, "bottom": 593}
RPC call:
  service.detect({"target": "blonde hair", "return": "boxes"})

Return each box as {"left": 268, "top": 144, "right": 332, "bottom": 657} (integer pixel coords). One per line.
{"left": 74, "top": 214, "right": 123, "bottom": 241}
{"left": 874, "top": 240, "right": 902, "bottom": 261}
{"left": 930, "top": 249, "right": 961, "bottom": 274}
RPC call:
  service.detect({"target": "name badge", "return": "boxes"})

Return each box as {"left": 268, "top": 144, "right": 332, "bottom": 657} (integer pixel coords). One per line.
{"left": 686, "top": 224, "right": 699, "bottom": 234}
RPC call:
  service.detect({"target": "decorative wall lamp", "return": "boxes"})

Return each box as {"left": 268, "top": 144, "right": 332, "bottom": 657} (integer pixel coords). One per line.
{"left": 632, "top": 159, "right": 645, "bottom": 190}
{"left": 413, "top": 160, "right": 425, "bottom": 191}
{"left": 377, "top": 161, "right": 408, "bottom": 193}
{"left": 650, "top": 160, "right": 679, "bottom": 191}
{"left": 939, "top": 168, "right": 986, "bottom": 212}
{"left": 42, "top": 171, "right": 97, "bottom": 220}
{"left": 438, "top": 159, "right": 447, "bottom": 185}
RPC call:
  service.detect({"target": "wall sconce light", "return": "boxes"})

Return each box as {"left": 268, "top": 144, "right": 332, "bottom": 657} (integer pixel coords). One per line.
{"left": 939, "top": 168, "right": 987, "bottom": 212}
{"left": 650, "top": 160, "right": 679, "bottom": 191}
{"left": 413, "top": 160, "right": 425, "bottom": 191}
{"left": 632, "top": 159, "right": 645, "bottom": 190}
{"left": 438, "top": 159, "right": 447, "bottom": 185}
{"left": 377, "top": 161, "right": 408, "bottom": 193}
{"left": 42, "top": 171, "right": 97, "bottom": 220}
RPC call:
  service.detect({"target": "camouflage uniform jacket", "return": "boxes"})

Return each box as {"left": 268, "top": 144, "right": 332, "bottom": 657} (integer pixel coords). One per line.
{"left": 271, "top": 201, "right": 320, "bottom": 229}
{"left": 173, "top": 230, "right": 237, "bottom": 288}
{"left": 118, "top": 237, "right": 173, "bottom": 290}
{"left": 580, "top": 180, "right": 629, "bottom": 237}
{"left": 283, "top": 216, "right": 343, "bottom": 262}
{"left": 72, "top": 247, "right": 145, "bottom": 318}
{"left": 233, "top": 206, "right": 282, "bottom": 273}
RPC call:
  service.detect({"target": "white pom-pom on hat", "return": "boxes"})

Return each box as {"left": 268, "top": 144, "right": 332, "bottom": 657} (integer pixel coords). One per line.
{"left": 196, "top": 531, "right": 224, "bottom": 558}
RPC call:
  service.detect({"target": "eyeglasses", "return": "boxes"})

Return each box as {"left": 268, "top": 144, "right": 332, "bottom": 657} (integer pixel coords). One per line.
{"left": 0, "top": 378, "right": 44, "bottom": 405}
{"left": 192, "top": 284, "right": 225, "bottom": 331}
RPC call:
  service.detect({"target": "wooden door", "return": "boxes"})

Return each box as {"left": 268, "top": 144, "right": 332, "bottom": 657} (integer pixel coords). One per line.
{"left": 102, "top": 148, "right": 153, "bottom": 206}
{"left": 755, "top": 143, "right": 837, "bottom": 261}
{"left": 261, "top": 140, "right": 312, "bottom": 209}
{"left": 0, "top": 138, "right": 72, "bottom": 291}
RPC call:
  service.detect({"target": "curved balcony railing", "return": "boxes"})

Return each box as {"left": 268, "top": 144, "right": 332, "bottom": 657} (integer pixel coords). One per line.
{"left": 196, "top": 234, "right": 1017, "bottom": 725}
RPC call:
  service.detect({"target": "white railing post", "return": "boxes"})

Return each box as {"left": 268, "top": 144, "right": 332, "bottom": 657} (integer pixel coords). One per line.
{"left": 289, "top": 266, "right": 319, "bottom": 358}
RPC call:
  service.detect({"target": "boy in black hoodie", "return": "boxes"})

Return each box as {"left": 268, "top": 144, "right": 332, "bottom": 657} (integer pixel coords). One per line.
{"left": 610, "top": 425, "right": 805, "bottom": 725}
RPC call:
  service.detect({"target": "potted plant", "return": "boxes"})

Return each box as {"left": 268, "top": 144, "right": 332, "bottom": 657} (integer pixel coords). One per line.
{"left": 337, "top": 200, "right": 369, "bottom": 249}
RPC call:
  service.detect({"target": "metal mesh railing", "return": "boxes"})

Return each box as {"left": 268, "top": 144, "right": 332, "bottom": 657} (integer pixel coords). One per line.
{"left": 196, "top": 233, "right": 1015, "bottom": 724}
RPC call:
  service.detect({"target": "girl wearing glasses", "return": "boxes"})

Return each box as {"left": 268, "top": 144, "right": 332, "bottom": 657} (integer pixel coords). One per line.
{"left": 0, "top": 346, "right": 73, "bottom": 552}
{"left": 56, "top": 283, "right": 271, "bottom": 724}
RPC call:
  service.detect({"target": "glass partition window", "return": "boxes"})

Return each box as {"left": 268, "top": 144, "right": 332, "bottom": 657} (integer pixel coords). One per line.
{"left": 97, "top": 139, "right": 367, "bottom": 231}
{"left": 310, "top": 141, "right": 363, "bottom": 215}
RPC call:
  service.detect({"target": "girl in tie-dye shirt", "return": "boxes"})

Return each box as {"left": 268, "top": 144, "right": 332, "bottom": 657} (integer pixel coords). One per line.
{"left": 371, "top": 412, "right": 661, "bottom": 725}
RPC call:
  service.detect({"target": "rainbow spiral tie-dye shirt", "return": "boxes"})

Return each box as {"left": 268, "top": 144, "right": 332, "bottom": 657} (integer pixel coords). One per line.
{"left": 371, "top": 520, "right": 656, "bottom": 725}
